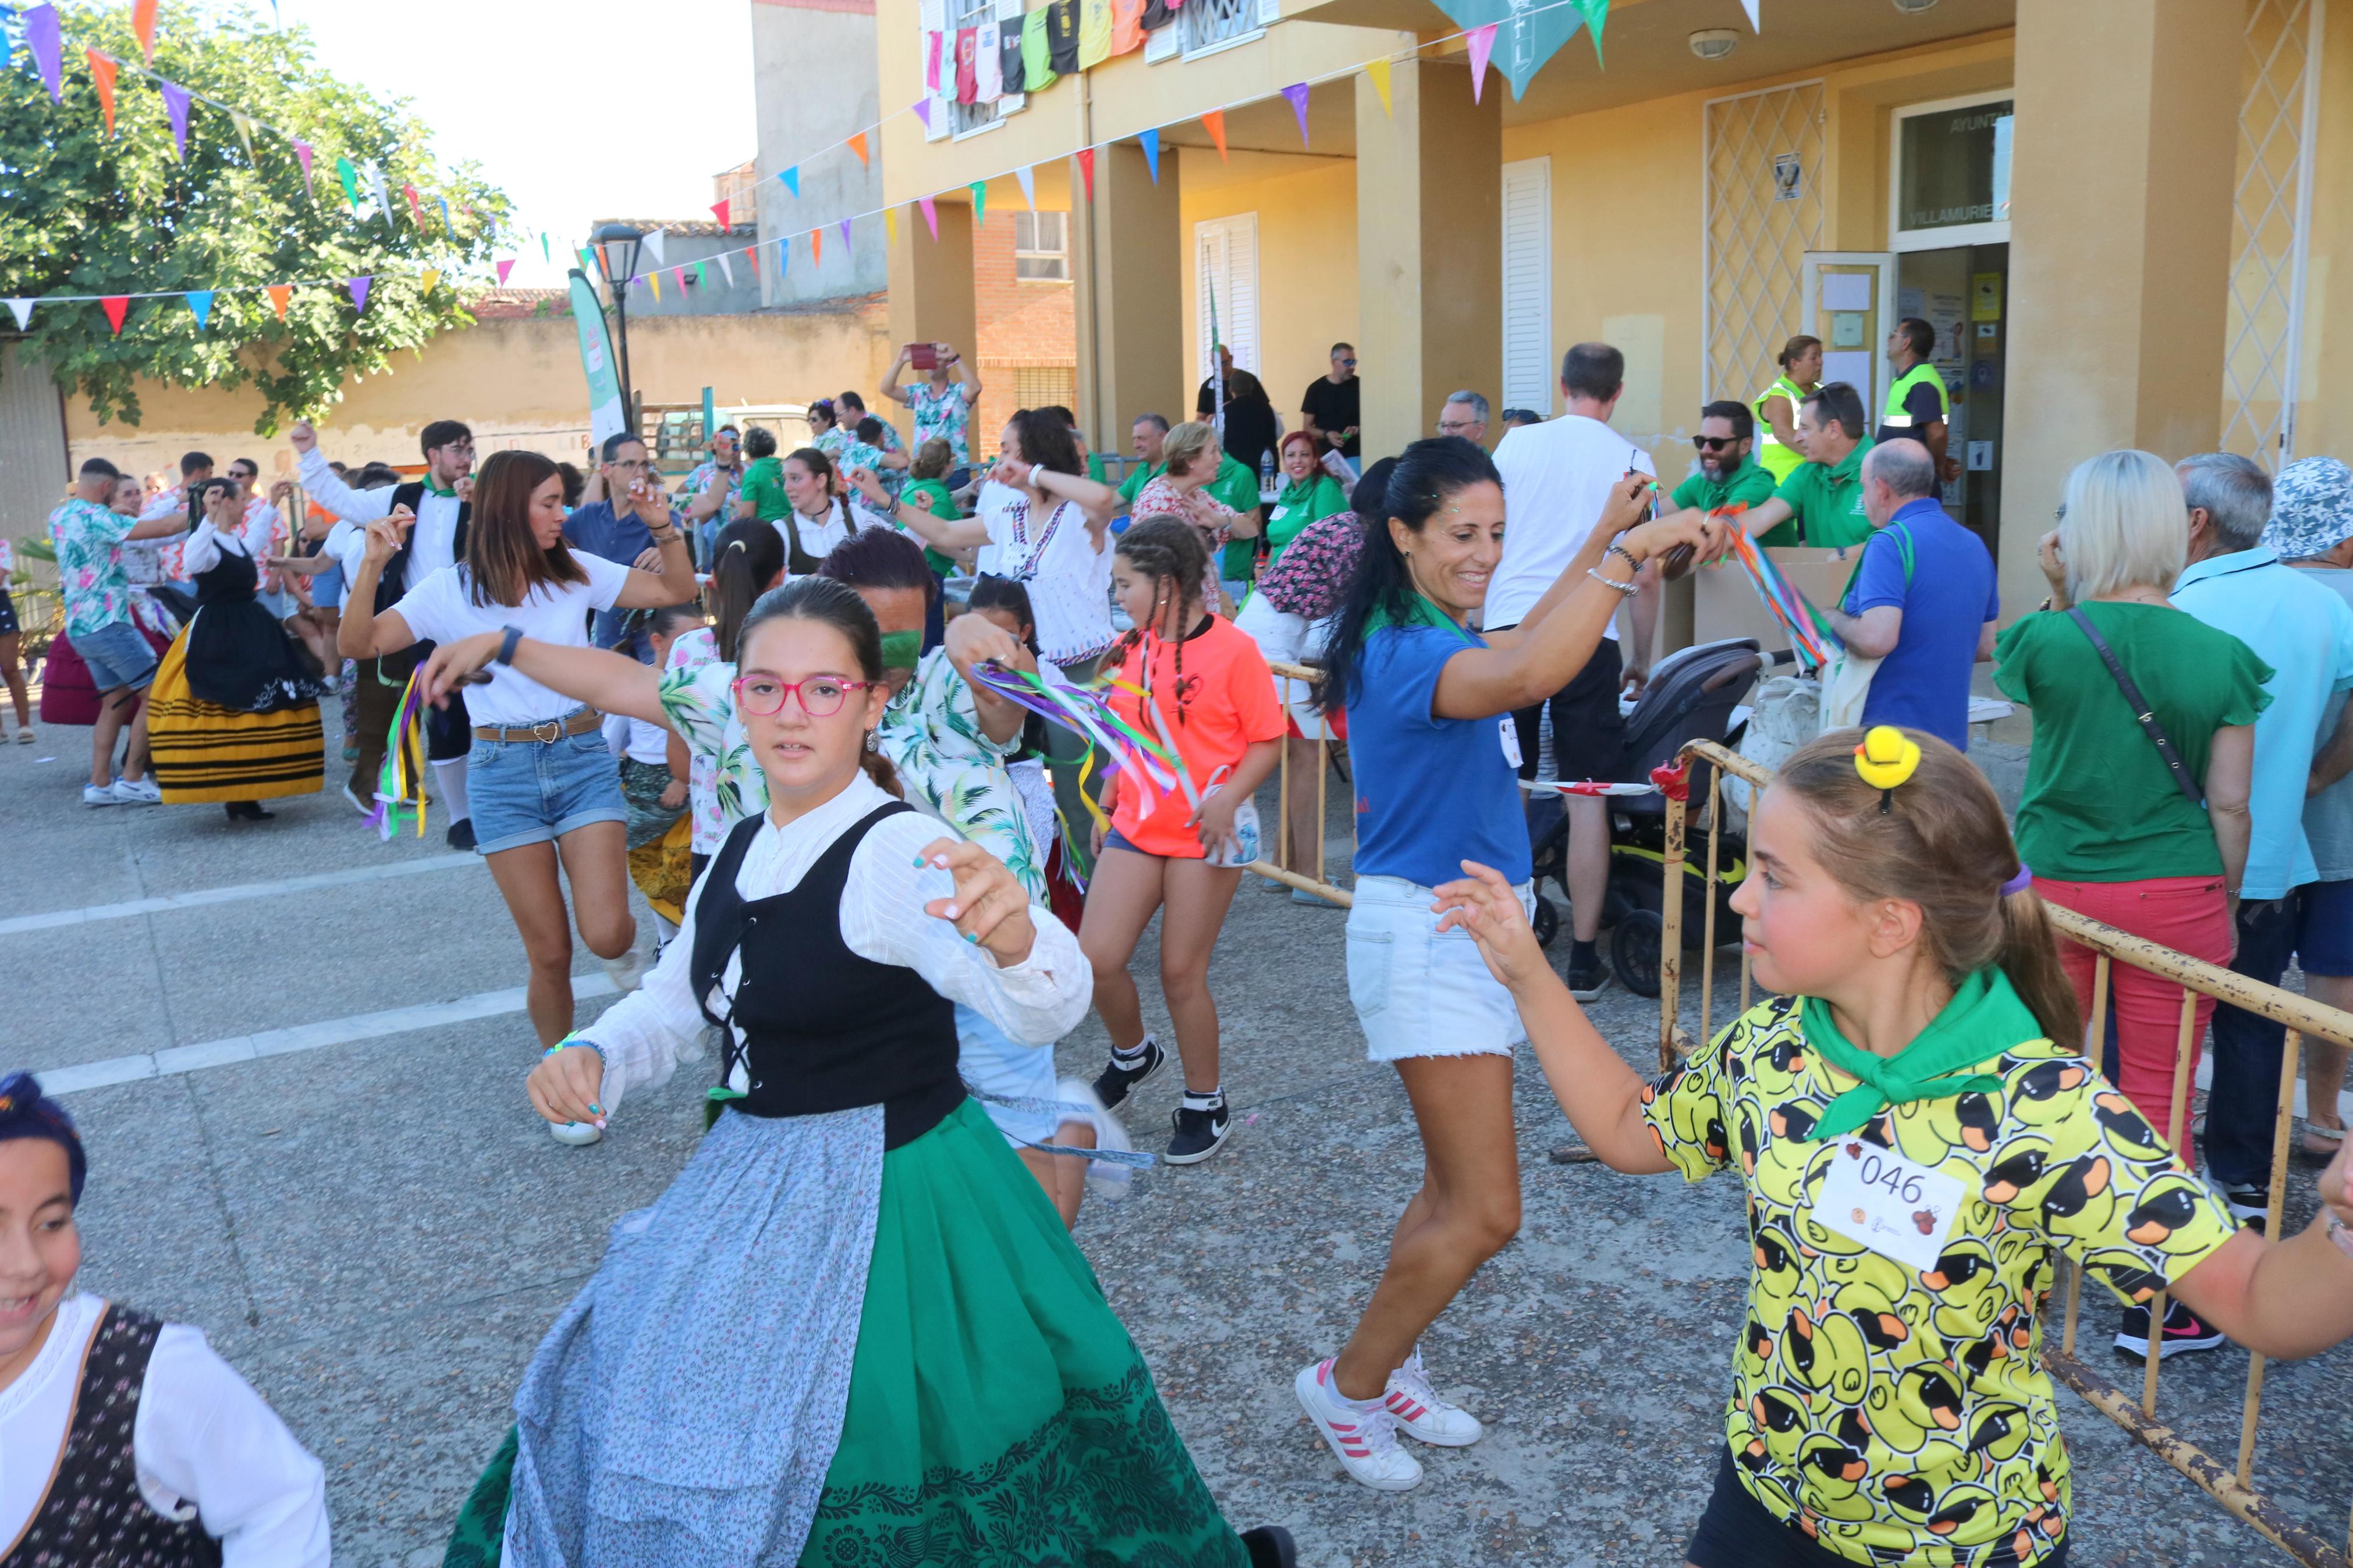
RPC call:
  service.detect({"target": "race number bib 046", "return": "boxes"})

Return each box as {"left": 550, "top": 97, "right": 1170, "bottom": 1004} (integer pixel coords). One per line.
{"left": 1813, "top": 1138, "right": 1965, "bottom": 1273}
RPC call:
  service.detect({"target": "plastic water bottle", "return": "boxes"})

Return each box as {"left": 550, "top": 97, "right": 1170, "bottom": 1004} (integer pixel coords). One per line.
{"left": 1259, "top": 450, "right": 1276, "bottom": 495}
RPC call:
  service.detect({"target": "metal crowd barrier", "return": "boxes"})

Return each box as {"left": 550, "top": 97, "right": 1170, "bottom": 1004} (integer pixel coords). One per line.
{"left": 1657, "top": 738, "right": 2353, "bottom": 1568}
{"left": 1244, "top": 657, "right": 1355, "bottom": 905}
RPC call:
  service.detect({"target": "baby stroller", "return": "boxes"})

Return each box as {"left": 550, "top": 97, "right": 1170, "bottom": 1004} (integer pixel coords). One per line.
{"left": 1525, "top": 638, "right": 1762, "bottom": 996}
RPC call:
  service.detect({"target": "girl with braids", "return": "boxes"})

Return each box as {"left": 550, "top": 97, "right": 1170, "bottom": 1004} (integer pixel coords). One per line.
{"left": 1433, "top": 726, "right": 2353, "bottom": 1568}
{"left": 1294, "top": 436, "right": 1720, "bottom": 1491}
{"left": 436, "top": 578, "right": 1300, "bottom": 1568}
{"left": 664, "top": 519, "right": 787, "bottom": 880}
{"left": 1083, "top": 517, "right": 1284, "bottom": 1164}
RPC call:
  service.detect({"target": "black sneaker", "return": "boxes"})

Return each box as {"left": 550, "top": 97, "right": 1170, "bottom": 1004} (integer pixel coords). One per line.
{"left": 1566, "top": 953, "right": 1612, "bottom": 1001}
{"left": 1166, "top": 1100, "right": 1231, "bottom": 1164}
{"left": 1091, "top": 1034, "right": 1165, "bottom": 1111}
{"left": 446, "top": 817, "right": 478, "bottom": 852}
{"left": 2222, "top": 1185, "right": 2269, "bottom": 1230}
{"left": 2116, "top": 1299, "right": 2226, "bottom": 1359}
{"left": 1240, "top": 1525, "right": 1297, "bottom": 1567}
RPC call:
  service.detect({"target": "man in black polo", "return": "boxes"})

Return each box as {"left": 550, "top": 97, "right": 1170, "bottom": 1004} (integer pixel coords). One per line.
{"left": 1301, "top": 342, "right": 1361, "bottom": 475}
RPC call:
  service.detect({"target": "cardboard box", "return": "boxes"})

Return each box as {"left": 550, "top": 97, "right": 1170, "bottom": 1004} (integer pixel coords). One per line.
{"left": 1689, "top": 545, "right": 1864, "bottom": 656}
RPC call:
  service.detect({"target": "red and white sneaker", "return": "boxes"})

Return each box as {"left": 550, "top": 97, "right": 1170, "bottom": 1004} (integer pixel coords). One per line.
{"left": 1294, "top": 1359, "right": 1423, "bottom": 1491}
{"left": 1383, "top": 1346, "right": 1484, "bottom": 1446}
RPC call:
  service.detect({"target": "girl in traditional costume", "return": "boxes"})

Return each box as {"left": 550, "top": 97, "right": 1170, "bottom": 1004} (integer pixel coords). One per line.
{"left": 436, "top": 578, "right": 1294, "bottom": 1566}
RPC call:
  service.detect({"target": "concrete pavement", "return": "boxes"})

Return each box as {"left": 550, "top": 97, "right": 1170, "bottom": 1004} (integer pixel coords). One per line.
{"left": 1, "top": 714, "right": 2344, "bottom": 1567}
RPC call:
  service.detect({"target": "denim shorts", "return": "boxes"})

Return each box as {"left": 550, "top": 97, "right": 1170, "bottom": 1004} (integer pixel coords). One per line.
{"left": 2295, "top": 878, "right": 2353, "bottom": 976}
{"left": 76, "top": 620, "right": 157, "bottom": 692}
{"left": 466, "top": 715, "right": 628, "bottom": 855}
{"left": 1347, "top": 873, "right": 1534, "bottom": 1062}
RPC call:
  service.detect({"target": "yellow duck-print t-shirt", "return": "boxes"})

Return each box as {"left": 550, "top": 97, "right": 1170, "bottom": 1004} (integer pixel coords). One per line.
{"left": 1642, "top": 995, "right": 2238, "bottom": 1567}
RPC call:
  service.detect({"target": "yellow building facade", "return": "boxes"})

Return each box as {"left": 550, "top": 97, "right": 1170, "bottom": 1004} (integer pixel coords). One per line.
{"left": 878, "top": 0, "right": 2343, "bottom": 632}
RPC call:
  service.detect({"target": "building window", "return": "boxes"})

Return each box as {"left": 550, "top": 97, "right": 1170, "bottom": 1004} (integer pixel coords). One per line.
{"left": 1010, "top": 365, "right": 1077, "bottom": 412}
{"left": 947, "top": 0, "right": 1002, "bottom": 137}
{"left": 1181, "top": 0, "right": 1272, "bottom": 59}
{"left": 1889, "top": 91, "right": 2013, "bottom": 251}
{"left": 1014, "top": 212, "right": 1069, "bottom": 281}
{"left": 1194, "top": 214, "right": 1259, "bottom": 379}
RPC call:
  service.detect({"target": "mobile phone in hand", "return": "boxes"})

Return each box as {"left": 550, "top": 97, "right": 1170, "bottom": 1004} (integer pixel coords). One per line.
{"left": 907, "top": 342, "right": 938, "bottom": 371}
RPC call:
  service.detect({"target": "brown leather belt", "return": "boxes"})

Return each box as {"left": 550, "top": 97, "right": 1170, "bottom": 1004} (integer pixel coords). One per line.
{"left": 471, "top": 709, "right": 604, "bottom": 744}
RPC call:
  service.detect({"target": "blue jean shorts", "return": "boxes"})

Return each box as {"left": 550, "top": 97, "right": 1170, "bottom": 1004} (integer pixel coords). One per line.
{"left": 2295, "top": 878, "right": 2353, "bottom": 977}
{"left": 1347, "top": 873, "right": 1534, "bottom": 1062}
{"left": 467, "top": 715, "right": 628, "bottom": 855}
{"left": 76, "top": 620, "right": 157, "bottom": 692}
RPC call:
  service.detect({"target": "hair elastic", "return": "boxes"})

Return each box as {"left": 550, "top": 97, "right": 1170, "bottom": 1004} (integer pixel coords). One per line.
{"left": 1999, "top": 865, "right": 2033, "bottom": 897}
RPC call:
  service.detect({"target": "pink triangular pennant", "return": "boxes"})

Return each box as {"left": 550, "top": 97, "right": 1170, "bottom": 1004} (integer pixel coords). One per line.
{"left": 912, "top": 98, "right": 932, "bottom": 132}
{"left": 1282, "top": 83, "right": 1311, "bottom": 147}
{"left": 1466, "top": 24, "right": 1496, "bottom": 102}
{"left": 293, "top": 141, "right": 314, "bottom": 194}
{"left": 495, "top": 258, "right": 515, "bottom": 285}
{"left": 918, "top": 195, "right": 939, "bottom": 240}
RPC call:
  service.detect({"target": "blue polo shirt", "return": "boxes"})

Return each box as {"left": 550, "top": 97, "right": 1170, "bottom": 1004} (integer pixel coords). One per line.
{"left": 562, "top": 500, "right": 677, "bottom": 658}
{"left": 2173, "top": 546, "right": 2353, "bottom": 899}
{"left": 1839, "top": 497, "right": 1998, "bottom": 750}
{"left": 1347, "top": 620, "right": 1531, "bottom": 890}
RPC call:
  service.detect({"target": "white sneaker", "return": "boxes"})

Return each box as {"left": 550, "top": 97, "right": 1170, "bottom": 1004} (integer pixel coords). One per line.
{"left": 110, "top": 776, "right": 162, "bottom": 805}
{"left": 548, "top": 1121, "right": 602, "bottom": 1147}
{"left": 602, "top": 944, "right": 652, "bottom": 993}
{"left": 1294, "top": 1359, "right": 1422, "bottom": 1492}
{"left": 83, "top": 783, "right": 120, "bottom": 808}
{"left": 1384, "top": 1346, "right": 1485, "bottom": 1446}
{"left": 340, "top": 783, "right": 371, "bottom": 815}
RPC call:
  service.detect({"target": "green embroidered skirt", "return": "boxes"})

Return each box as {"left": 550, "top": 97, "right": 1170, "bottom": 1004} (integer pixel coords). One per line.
{"left": 446, "top": 1097, "right": 1246, "bottom": 1566}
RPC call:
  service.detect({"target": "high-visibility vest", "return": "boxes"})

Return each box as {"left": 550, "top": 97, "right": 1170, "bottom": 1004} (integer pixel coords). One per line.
{"left": 1880, "top": 361, "right": 1950, "bottom": 432}
{"left": 1752, "top": 376, "right": 1810, "bottom": 483}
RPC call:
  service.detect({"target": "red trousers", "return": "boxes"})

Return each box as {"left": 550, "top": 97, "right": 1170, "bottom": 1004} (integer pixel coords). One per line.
{"left": 2033, "top": 874, "right": 2231, "bottom": 1152}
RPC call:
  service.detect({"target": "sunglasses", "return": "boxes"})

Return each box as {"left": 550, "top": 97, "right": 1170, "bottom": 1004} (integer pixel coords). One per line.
{"left": 731, "top": 673, "right": 875, "bottom": 718}
{"left": 1693, "top": 436, "right": 1740, "bottom": 451}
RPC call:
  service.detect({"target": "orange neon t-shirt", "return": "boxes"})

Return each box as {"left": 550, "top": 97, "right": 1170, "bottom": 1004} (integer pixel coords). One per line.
{"left": 1106, "top": 614, "right": 1285, "bottom": 858}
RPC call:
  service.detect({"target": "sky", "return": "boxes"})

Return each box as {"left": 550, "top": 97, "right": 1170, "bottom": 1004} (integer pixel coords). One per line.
{"left": 275, "top": 0, "right": 759, "bottom": 289}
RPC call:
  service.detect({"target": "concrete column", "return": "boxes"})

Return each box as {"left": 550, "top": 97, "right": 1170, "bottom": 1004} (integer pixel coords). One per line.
{"left": 1073, "top": 141, "right": 1185, "bottom": 456}
{"left": 887, "top": 200, "right": 978, "bottom": 373}
{"left": 1998, "top": 0, "right": 2240, "bottom": 618}
{"left": 1354, "top": 58, "right": 1502, "bottom": 460}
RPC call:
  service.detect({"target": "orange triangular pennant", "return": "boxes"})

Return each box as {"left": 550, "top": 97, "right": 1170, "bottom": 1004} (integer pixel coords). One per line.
{"left": 1201, "top": 109, "right": 1228, "bottom": 161}
{"left": 86, "top": 49, "right": 116, "bottom": 136}
{"left": 812, "top": 227, "right": 824, "bottom": 265}
{"left": 265, "top": 285, "right": 291, "bottom": 319}
{"left": 131, "top": 0, "right": 158, "bottom": 63}
{"left": 847, "top": 131, "right": 869, "bottom": 165}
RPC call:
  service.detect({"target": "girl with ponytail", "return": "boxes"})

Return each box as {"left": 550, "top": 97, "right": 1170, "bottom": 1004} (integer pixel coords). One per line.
{"left": 1429, "top": 724, "right": 2353, "bottom": 1568}
{"left": 1082, "top": 516, "right": 1285, "bottom": 1168}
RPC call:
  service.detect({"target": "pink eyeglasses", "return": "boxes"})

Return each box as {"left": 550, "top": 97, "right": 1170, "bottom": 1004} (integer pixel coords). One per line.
{"left": 730, "top": 673, "right": 875, "bottom": 718}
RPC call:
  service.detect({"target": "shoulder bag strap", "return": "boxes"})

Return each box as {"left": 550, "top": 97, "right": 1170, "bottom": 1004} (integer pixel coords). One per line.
{"left": 2066, "top": 606, "right": 2205, "bottom": 806}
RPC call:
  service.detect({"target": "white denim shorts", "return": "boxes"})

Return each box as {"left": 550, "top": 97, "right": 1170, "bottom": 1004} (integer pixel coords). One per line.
{"left": 1347, "top": 874, "right": 1534, "bottom": 1062}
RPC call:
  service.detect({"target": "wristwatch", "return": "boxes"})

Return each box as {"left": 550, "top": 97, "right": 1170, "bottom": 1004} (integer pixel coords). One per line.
{"left": 496, "top": 625, "right": 524, "bottom": 666}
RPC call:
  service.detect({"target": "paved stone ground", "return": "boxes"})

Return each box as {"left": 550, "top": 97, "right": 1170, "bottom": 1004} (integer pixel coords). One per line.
{"left": 2, "top": 710, "right": 2346, "bottom": 1568}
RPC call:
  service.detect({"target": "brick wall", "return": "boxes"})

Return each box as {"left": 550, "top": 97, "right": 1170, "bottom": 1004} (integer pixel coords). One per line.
{"left": 972, "top": 213, "right": 1076, "bottom": 458}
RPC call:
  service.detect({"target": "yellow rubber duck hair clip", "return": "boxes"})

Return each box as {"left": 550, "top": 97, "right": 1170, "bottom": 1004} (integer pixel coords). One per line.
{"left": 1852, "top": 724, "right": 1922, "bottom": 814}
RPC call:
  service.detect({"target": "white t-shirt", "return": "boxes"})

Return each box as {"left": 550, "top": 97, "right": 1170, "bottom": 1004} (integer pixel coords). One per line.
{"left": 978, "top": 481, "right": 1114, "bottom": 666}
{"left": 0, "top": 1295, "right": 330, "bottom": 1566}
{"left": 390, "top": 554, "right": 629, "bottom": 727}
{"left": 1485, "top": 413, "right": 1656, "bottom": 635}
{"left": 604, "top": 710, "right": 672, "bottom": 765}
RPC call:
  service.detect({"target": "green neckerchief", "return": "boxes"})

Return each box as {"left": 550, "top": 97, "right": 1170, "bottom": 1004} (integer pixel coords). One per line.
{"left": 1796, "top": 969, "right": 2037, "bottom": 1140}
{"left": 878, "top": 629, "right": 922, "bottom": 670}
{"left": 1276, "top": 475, "right": 1326, "bottom": 509}
{"left": 423, "top": 477, "right": 457, "bottom": 499}
{"left": 1364, "top": 591, "right": 1471, "bottom": 640}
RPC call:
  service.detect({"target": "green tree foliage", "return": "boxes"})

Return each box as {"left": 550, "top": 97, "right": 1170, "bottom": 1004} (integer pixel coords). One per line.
{"left": 0, "top": 1, "right": 509, "bottom": 432}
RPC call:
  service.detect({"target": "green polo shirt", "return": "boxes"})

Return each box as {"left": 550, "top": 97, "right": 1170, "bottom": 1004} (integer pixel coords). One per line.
{"left": 1117, "top": 460, "right": 1166, "bottom": 506}
{"left": 1208, "top": 454, "right": 1263, "bottom": 581}
{"left": 1769, "top": 438, "right": 1876, "bottom": 548}
{"left": 1670, "top": 461, "right": 1779, "bottom": 524}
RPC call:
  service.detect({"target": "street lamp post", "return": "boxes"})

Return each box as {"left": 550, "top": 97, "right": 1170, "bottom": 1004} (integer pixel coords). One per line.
{"left": 590, "top": 223, "right": 644, "bottom": 433}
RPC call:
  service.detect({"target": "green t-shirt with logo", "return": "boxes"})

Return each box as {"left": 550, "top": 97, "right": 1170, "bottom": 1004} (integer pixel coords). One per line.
{"left": 1770, "top": 438, "right": 1876, "bottom": 549}
{"left": 1117, "top": 460, "right": 1165, "bottom": 506}
{"left": 1209, "top": 454, "right": 1264, "bottom": 581}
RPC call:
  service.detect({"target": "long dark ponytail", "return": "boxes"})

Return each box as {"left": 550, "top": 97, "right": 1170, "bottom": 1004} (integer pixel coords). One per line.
{"left": 709, "top": 519, "right": 785, "bottom": 662}
{"left": 1314, "top": 440, "right": 1495, "bottom": 710}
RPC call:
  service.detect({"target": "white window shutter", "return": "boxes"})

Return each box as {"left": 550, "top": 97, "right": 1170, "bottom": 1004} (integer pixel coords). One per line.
{"left": 1194, "top": 214, "right": 1261, "bottom": 378}
{"left": 1500, "top": 157, "right": 1553, "bottom": 415}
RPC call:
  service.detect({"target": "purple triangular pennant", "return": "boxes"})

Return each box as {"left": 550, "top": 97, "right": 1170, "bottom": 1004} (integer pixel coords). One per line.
{"left": 347, "top": 275, "right": 372, "bottom": 313}
{"left": 1282, "top": 82, "right": 1311, "bottom": 147}
{"left": 159, "top": 80, "right": 191, "bottom": 161}
{"left": 27, "top": 4, "right": 63, "bottom": 104}
{"left": 911, "top": 98, "right": 932, "bottom": 131}
{"left": 839, "top": 216, "right": 853, "bottom": 248}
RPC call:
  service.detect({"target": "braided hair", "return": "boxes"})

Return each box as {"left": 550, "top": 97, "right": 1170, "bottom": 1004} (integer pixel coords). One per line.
{"left": 1114, "top": 514, "right": 1212, "bottom": 727}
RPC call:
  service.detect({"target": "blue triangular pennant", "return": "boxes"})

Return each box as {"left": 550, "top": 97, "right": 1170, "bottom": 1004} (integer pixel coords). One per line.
{"left": 185, "top": 290, "right": 214, "bottom": 330}
{"left": 779, "top": 165, "right": 800, "bottom": 197}
{"left": 1432, "top": 0, "right": 1585, "bottom": 101}
{"left": 1138, "top": 127, "right": 1160, "bottom": 184}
